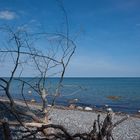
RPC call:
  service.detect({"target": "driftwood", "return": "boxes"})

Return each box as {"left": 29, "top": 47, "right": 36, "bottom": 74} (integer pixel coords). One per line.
{"left": 0, "top": 113, "right": 129, "bottom": 140}
{"left": 1, "top": 119, "right": 12, "bottom": 140}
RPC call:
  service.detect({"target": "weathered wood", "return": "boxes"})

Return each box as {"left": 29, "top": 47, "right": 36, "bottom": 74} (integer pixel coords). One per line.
{"left": 0, "top": 113, "right": 129, "bottom": 140}
{"left": 2, "top": 119, "right": 12, "bottom": 140}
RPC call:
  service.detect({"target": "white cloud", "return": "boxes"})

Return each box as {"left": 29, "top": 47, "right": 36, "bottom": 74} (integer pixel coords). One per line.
{"left": 136, "top": 23, "right": 140, "bottom": 26}
{"left": 0, "top": 10, "right": 17, "bottom": 20}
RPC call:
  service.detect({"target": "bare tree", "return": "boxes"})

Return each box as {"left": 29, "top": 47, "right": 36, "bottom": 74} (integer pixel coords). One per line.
{"left": 0, "top": 23, "right": 77, "bottom": 138}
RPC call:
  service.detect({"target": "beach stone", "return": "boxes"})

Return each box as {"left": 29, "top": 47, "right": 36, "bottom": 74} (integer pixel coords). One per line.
{"left": 47, "top": 104, "right": 52, "bottom": 107}
{"left": 68, "top": 98, "right": 78, "bottom": 104}
{"left": 31, "top": 99, "right": 36, "bottom": 103}
{"left": 28, "top": 90, "right": 32, "bottom": 94}
{"left": 104, "top": 104, "right": 109, "bottom": 108}
{"left": 106, "top": 108, "right": 113, "bottom": 112}
{"left": 44, "top": 127, "right": 55, "bottom": 135}
{"left": 84, "top": 107, "right": 92, "bottom": 111}
{"left": 93, "top": 105, "right": 96, "bottom": 108}
{"left": 64, "top": 118, "right": 70, "bottom": 123}
{"left": 69, "top": 104, "right": 76, "bottom": 109}
{"left": 76, "top": 106, "right": 83, "bottom": 110}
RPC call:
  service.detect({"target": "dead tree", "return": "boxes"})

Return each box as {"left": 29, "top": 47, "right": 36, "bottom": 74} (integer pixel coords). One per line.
{"left": 8, "top": 113, "right": 127, "bottom": 140}
{"left": 0, "top": 2, "right": 77, "bottom": 139}
{"left": 0, "top": 10, "right": 76, "bottom": 138}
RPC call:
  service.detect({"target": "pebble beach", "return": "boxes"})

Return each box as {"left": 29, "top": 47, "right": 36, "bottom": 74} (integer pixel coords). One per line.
{"left": 49, "top": 108, "right": 140, "bottom": 140}
{"left": 0, "top": 98, "right": 140, "bottom": 140}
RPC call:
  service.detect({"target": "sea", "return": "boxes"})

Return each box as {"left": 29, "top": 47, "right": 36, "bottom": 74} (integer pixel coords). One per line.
{"left": 0, "top": 77, "right": 140, "bottom": 114}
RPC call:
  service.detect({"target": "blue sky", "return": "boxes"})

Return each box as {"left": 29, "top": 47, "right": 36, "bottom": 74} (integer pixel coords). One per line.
{"left": 0, "top": 0, "right": 140, "bottom": 77}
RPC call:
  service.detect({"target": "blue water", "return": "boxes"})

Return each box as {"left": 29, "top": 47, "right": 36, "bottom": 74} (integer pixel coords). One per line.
{"left": 1, "top": 77, "right": 140, "bottom": 114}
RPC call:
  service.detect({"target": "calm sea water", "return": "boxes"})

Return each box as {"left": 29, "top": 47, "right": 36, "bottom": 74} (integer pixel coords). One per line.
{"left": 1, "top": 77, "right": 140, "bottom": 114}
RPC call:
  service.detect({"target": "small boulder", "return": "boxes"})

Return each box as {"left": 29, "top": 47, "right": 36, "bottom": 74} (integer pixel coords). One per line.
{"left": 68, "top": 98, "right": 78, "bottom": 104}
{"left": 47, "top": 104, "right": 52, "bottom": 107}
{"left": 69, "top": 104, "right": 76, "bottom": 109}
{"left": 84, "top": 107, "right": 92, "bottom": 111}
{"left": 31, "top": 99, "right": 36, "bottom": 103}
{"left": 76, "top": 106, "right": 83, "bottom": 110}
{"left": 106, "top": 108, "right": 113, "bottom": 112}
{"left": 104, "top": 104, "right": 109, "bottom": 108}
{"left": 28, "top": 90, "right": 32, "bottom": 94}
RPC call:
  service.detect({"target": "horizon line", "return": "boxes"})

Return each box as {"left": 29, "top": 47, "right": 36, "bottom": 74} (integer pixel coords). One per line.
{"left": 1, "top": 76, "right": 140, "bottom": 78}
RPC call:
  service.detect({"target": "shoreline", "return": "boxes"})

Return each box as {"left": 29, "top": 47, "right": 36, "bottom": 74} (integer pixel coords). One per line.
{"left": 0, "top": 96, "right": 140, "bottom": 118}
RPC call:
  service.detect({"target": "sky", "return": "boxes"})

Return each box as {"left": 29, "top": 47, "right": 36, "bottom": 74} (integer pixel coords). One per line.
{"left": 0, "top": 0, "right": 140, "bottom": 77}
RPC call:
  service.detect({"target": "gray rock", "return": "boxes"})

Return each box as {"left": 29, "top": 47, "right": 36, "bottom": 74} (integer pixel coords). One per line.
{"left": 106, "top": 107, "right": 113, "bottom": 112}
{"left": 84, "top": 107, "right": 92, "bottom": 111}
{"left": 76, "top": 106, "right": 83, "bottom": 110}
